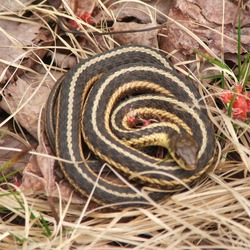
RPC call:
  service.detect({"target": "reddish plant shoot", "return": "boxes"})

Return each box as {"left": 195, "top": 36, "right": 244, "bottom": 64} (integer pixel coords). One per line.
{"left": 221, "top": 85, "right": 250, "bottom": 121}
{"left": 69, "top": 12, "right": 93, "bottom": 28}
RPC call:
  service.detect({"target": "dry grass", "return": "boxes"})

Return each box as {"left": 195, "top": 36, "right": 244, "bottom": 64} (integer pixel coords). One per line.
{"left": 0, "top": 0, "right": 250, "bottom": 249}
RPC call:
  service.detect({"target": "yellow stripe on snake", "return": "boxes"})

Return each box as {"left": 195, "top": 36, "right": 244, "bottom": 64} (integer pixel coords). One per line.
{"left": 45, "top": 46, "right": 215, "bottom": 207}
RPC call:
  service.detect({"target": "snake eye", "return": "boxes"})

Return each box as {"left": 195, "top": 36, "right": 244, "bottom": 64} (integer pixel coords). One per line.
{"left": 174, "top": 151, "right": 181, "bottom": 160}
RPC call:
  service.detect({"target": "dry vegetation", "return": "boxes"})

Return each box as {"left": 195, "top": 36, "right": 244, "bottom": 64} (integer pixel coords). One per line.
{"left": 0, "top": 0, "right": 250, "bottom": 249}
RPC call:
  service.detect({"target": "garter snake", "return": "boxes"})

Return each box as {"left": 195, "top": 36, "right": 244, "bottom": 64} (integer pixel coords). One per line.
{"left": 45, "top": 46, "right": 215, "bottom": 207}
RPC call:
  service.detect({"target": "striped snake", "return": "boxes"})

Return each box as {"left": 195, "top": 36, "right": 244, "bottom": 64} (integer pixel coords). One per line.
{"left": 45, "top": 46, "right": 215, "bottom": 207}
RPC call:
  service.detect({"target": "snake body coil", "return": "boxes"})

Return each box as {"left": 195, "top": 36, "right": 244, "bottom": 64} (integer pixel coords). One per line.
{"left": 45, "top": 46, "right": 215, "bottom": 207}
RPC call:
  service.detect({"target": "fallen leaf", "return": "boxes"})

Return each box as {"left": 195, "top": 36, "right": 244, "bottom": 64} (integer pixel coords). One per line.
{"left": 20, "top": 133, "right": 86, "bottom": 204}
{"left": 100, "top": 0, "right": 174, "bottom": 24}
{"left": 0, "top": 130, "right": 34, "bottom": 189}
{"left": 48, "top": 51, "right": 77, "bottom": 69}
{"left": 113, "top": 22, "right": 158, "bottom": 47}
{"left": 159, "top": 0, "right": 250, "bottom": 65}
{"left": 0, "top": 18, "right": 50, "bottom": 84}
{"left": 0, "top": 0, "right": 35, "bottom": 12}
{"left": 93, "top": 0, "right": 174, "bottom": 47}
{"left": 0, "top": 131, "right": 33, "bottom": 171}
{"left": 63, "top": 0, "right": 96, "bottom": 16}
{"left": 193, "top": 0, "right": 249, "bottom": 26}
{"left": 0, "top": 70, "right": 62, "bottom": 139}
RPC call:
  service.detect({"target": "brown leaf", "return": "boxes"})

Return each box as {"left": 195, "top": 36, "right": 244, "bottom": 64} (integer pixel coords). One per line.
{"left": 99, "top": 0, "right": 174, "bottom": 24}
{"left": 49, "top": 52, "right": 77, "bottom": 69}
{"left": 63, "top": 0, "right": 96, "bottom": 15}
{"left": 159, "top": 0, "right": 250, "bottom": 65}
{"left": 0, "top": 130, "right": 34, "bottom": 180}
{"left": 193, "top": 0, "right": 250, "bottom": 26}
{"left": 20, "top": 133, "right": 86, "bottom": 204}
{"left": 93, "top": 0, "right": 175, "bottom": 47}
{"left": 0, "top": 0, "right": 35, "bottom": 12}
{"left": 0, "top": 18, "right": 51, "bottom": 84}
{"left": 20, "top": 134, "right": 54, "bottom": 195}
{"left": 0, "top": 70, "right": 62, "bottom": 139}
{"left": 113, "top": 22, "right": 158, "bottom": 47}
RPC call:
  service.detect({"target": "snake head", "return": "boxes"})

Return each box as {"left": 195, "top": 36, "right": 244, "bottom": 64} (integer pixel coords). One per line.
{"left": 170, "top": 134, "right": 199, "bottom": 171}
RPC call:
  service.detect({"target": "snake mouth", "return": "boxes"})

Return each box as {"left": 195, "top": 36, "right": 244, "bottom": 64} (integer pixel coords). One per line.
{"left": 182, "top": 164, "right": 196, "bottom": 171}
{"left": 172, "top": 150, "right": 198, "bottom": 171}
